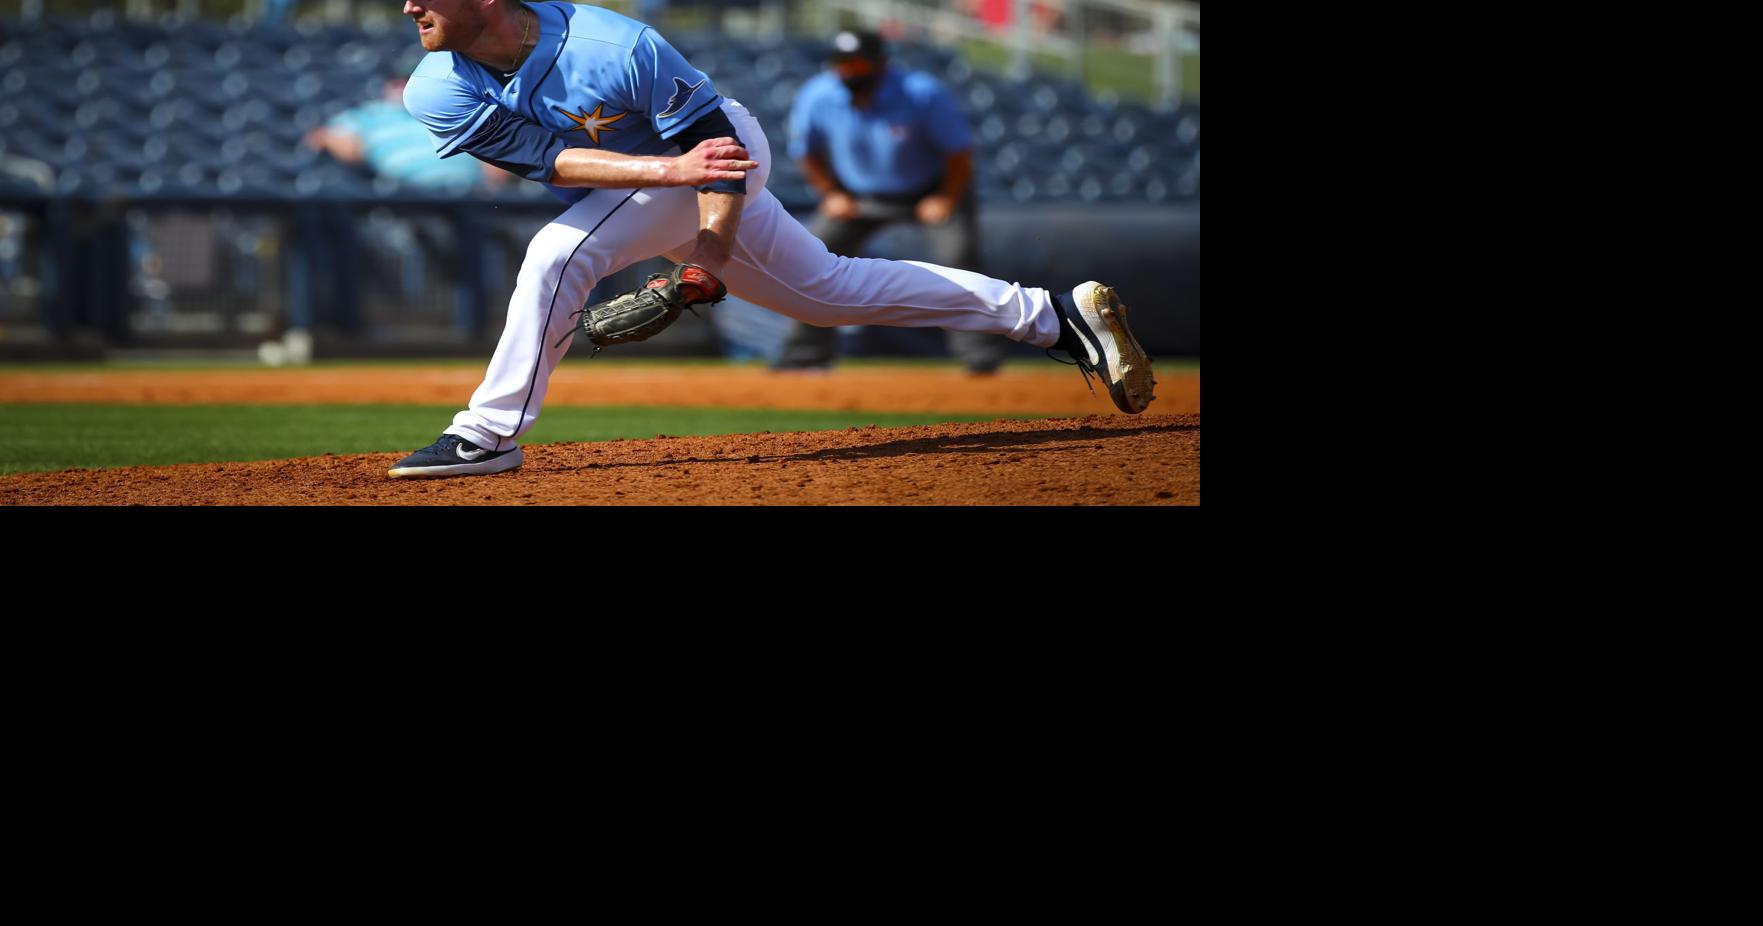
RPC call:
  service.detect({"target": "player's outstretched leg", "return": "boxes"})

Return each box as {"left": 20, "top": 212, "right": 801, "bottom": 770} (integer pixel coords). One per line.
{"left": 684, "top": 185, "right": 1158, "bottom": 414}
{"left": 709, "top": 101, "right": 1157, "bottom": 413}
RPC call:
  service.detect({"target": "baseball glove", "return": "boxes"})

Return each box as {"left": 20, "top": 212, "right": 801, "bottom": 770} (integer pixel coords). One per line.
{"left": 558, "top": 262, "right": 728, "bottom": 351}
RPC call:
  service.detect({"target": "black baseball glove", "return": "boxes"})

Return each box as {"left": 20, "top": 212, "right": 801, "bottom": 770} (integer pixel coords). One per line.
{"left": 558, "top": 262, "right": 728, "bottom": 351}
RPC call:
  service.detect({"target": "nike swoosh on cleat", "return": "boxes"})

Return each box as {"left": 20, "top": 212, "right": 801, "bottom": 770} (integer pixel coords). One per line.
{"left": 1066, "top": 317, "right": 1101, "bottom": 366}
{"left": 456, "top": 444, "right": 488, "bottom": 461}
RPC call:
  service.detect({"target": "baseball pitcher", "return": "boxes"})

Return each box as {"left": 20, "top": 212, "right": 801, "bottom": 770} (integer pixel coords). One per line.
{"left": 388, "top": 0, "right": 1154, "bottom": 478}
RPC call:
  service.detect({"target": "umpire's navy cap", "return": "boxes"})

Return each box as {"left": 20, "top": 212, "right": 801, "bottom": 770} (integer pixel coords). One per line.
{"left": 830, "top": 30, "right": 887, "bottom": 63}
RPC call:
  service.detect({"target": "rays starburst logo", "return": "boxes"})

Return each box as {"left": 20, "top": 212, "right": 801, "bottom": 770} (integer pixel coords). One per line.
{"left": 556, "top": 103, "right": 628, "bottom": 145}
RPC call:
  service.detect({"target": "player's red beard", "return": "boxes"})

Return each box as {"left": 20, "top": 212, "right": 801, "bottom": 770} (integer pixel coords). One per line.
{"left": 406, "top": 1, "right": 487, "bottom": 53}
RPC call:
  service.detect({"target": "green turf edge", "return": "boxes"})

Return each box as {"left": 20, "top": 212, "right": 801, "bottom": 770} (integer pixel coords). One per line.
{"left": 0, "top": 403, "right": 1063, "bottom": 475}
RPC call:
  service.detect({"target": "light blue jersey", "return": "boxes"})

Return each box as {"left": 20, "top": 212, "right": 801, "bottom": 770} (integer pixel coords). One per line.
{"left": 403, "top": 1, "right": 721, "bottom": 204}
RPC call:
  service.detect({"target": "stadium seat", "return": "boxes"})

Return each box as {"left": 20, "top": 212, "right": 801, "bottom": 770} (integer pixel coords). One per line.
{"left": 0, "top": 16, "right": 1197, "bottom": 209}
{"left": 1045, "top": 115, "right": 1074, "bottom": 145}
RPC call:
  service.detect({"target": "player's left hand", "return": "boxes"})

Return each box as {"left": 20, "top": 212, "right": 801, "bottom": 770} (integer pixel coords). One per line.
{"left": 916, "top": 194, "right": 956, "bottom": 225}
{"left": 668, "top": 138, "right": 758, "bottom": 188}
{"left": 561, "top": 262, "right": 729, "bottom": 351}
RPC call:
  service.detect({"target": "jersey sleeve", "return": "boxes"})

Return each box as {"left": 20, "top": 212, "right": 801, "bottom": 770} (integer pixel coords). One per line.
{"left": 625, "top": 28, "right": 721, "bottom": 141}
{"left": 786, "top": 79, "right": 823, "bottom": 161}
{"left": 919, "top": 80, "right": 974, "bottom": 155}
{"left": 668, "top": 106, "right": 746, "bottom": 195}
{"left": 454, "top": 109, "right": 570, "bottom": 183}
{"left": 403, "top": 73, "right": 498, "bottom": 157}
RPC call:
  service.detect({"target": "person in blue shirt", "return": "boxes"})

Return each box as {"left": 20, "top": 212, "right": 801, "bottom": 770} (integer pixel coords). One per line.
{"left": 305, "top": 75, "right": 502, "bottom": 192}
{"left": 386, "top": 0, "right": 1155, "bottom": 479}
{"left": 774, "top": 30, "right": 1005, "bottom": 373}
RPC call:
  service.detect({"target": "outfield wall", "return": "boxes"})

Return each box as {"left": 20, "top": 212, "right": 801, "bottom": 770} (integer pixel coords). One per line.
{"left": 0, "top": 196, "right": 1199, "bottom": 359}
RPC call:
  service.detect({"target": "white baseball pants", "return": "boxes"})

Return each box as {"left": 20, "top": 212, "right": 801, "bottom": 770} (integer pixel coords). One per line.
{"left": 444, "top": 99, "right": 1065, "bottom": 452}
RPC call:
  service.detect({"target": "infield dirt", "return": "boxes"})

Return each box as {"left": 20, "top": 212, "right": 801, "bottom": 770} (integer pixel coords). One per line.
{"left": 1, "top": 415, "right": 1196, "bottom": 505}
{"left": 1, "top": 365, "right": 1199, "bottom": 505}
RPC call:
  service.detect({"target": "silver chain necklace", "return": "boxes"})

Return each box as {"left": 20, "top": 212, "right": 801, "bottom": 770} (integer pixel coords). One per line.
{"left": 502, "top": 7, "right": 533, "bottom": 77}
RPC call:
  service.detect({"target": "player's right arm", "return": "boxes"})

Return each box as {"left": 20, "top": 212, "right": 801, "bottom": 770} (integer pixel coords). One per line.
{"left": 403, "top": 74, "right": 752, "bottom": 189}
{"left": 551, "top": 137, "right": 753, "bottom": 189}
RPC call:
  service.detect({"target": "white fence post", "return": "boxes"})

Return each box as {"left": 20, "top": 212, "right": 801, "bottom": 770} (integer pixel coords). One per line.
{"left": 1153, "top": 2, "right": 1178, "bottom": 105}
{"left": 1011, "top": 0, "right": 1032, "bottom": 79}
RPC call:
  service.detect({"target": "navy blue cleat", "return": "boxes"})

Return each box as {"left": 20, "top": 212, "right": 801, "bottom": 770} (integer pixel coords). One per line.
{"left": 387, "top": 433, "right": 524, "bottom": 479}
{"left": 1054, "top": 281, "right": 1156, "bottom": 414}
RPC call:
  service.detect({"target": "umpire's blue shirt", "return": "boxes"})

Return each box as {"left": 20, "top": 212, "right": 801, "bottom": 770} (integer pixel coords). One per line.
{"left": 787, "top": 67, "right": 972, "bottom": 198}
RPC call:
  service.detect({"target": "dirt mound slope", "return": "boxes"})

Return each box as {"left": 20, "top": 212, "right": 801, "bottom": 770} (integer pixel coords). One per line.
{"left": 2, "top": 414, "right": 1200, "bottom": 506}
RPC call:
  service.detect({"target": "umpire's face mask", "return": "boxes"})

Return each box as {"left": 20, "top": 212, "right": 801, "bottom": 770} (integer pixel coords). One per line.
{"left": 835, "top": 58, "right": 883, "bottom": 96}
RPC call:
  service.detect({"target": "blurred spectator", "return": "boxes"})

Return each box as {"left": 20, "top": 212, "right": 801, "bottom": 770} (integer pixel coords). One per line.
{"left": 293, "top": 72, "right": 506, "bottom": 353}
{"left": 774, "top": 29, "right": 1006, "bottom": 373}
{"left": 968, "top": 0, "right": 1065, "bottom": 34}
{"left": 304, "top": 77, "right": 505, "bottom": 192}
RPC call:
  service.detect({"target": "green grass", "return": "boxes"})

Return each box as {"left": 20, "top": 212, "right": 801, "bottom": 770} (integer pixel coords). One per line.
{"left": 958, "top": 39, "right": 1199, "bottom": 104}
{"left": 0, "top": 404, "right": 1045, "bottom": 475}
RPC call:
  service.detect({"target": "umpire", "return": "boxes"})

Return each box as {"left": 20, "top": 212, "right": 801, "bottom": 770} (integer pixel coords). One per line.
{"left": 773, "top": 30, "right": 1006, "bottom": 373}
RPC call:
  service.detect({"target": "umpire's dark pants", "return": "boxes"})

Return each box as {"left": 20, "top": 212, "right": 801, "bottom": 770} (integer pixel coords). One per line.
{"left": 775, "top": 190, "right": 1008, "bottom": 371}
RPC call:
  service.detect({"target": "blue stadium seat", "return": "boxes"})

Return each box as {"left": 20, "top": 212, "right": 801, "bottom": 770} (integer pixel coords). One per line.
{"left": 1045, "top": 115, "right": 1074, "bottom": 144}
{"left": 0, "top": 20, "right": 1193, "bottom": 209}
{"left": 213, "top": 165, "right": 282, "bottom": 198}
{"left": 1169, "top": 106, "right": 1201, "bottom": 153}
{"left": 148, "top": 98, "right": 196, "bottom": 131}
{"left": 136, "top": 137, "right": 172, "bottom": 165}
{"left": 180, "top": 20, "right": 233, "bottom": 50}
{"left": 1173, "top": 167, "right": 1200, "bottom": 203}
{"left": 977, "top": 114, "right": 1009, "bottom": 145}
{"left": 220, "top": 70, "right": 253, "bottom": 100}
{"left": 289, "top": 73, "right": 325, "bottom": 103}
{"left": 135, "top": 168, "right": 172, "bottom": 195}
{"left": 295, "top": 164, "right": 369, "bottom": 198}
{"left": 965, "top": 81, "right": 997, "bottom": 114}
{"left": 1126, "top": 145, "right": 1157, "bottom": 176}
{"left": 3, "top": 130, "right": 50, "bottom": 162}
{"left": 237, "top": 24, "right": 295, "bottom": 54}
{"left": 72, "top": 98, "right": 122, "bottom": 129}
{"left": 222, "top": 100, "right": 274, "bottom": 131}
{"left": 160, "top": 163, "right": 210, "bottom": 196}
{"left": 212, "top": 41, "right": 245, "bottom": 70}
{"left": 1107, "top": 171, "right": 1138, "bottom": 202}
{"left": 991, "top": 142, "right": 1026, "bottom": 175}
{"left": 136, "top": 40, "right": 172, "bottom": 69}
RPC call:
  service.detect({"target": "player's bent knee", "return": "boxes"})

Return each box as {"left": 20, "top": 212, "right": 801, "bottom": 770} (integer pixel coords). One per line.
{"left": 520, "top": 225, "right": 594, "bottom": 284}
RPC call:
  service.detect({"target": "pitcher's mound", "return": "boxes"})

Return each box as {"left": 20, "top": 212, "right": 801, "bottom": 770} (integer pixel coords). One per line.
{"left": 2, "top": 414, "right": 1200, "bottom": 506}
